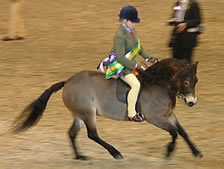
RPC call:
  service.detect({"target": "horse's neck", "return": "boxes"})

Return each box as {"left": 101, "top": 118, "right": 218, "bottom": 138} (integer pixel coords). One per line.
{"left": 139, "top": 59, "right": 186, "bottom": 109}
{"left": 140, "top": 58, "right": 186, "bottom": 87}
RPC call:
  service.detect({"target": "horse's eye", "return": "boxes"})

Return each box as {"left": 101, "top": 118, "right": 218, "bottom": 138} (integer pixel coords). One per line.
{"left": 184, "top": 80, "right": 190, "bottom": 87}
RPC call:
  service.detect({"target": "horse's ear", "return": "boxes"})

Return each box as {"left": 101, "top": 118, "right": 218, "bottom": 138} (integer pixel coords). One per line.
{"left": 194, "top": 61, "right": 199, "bottom": 67}
{"left": 192, "top": 61, "right": 199, "bottom": 73}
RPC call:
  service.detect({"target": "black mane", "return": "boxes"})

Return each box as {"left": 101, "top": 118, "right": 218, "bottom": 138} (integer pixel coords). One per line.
{"left": 138, "top": 58, "right": 187, "bottom": 87}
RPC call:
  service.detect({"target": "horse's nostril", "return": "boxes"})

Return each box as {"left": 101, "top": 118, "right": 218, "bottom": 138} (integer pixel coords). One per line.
{"left": 188, "top": 102, "right": 194, "bottom": 107}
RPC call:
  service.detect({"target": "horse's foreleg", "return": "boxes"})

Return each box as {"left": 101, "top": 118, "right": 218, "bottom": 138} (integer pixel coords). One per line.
{"left": 166, "top": 126, "right": 178, "bottom": 157}
{"left": 160, "top": 122, "right": 178, "bottom": 157}
{"left": 68, "top": 119, "right": 87, "bottom": 160}
{"left": 149, "top": 118, "right": 178, "bottom": 157}
{"left": 176, "top": 122, "right": 203, "bottom": 158}
{"left": 84, "top": 120, "right": 123, "bottom": 159}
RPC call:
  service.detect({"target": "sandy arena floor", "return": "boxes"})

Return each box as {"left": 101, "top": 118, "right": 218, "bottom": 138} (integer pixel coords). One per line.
{"left": 0, "top": 0, "right": 224, "bottom": 168}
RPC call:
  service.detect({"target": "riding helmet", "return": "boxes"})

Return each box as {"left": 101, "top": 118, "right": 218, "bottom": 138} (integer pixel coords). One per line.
{"left": 119, "top": 5, "right": 141, "bottom": 23}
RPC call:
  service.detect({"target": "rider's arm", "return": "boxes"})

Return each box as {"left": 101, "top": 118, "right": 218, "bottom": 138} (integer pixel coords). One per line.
{"left": 139, "top": 45, "right": 149, "bottom": 59}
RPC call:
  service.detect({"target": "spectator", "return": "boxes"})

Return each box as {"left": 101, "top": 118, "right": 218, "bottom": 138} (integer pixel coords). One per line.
{"left": 2, "top": 0, "right": 25, "bottom": 41}
{"left": 168, "top": 0, "right": 202, "bottom": 64}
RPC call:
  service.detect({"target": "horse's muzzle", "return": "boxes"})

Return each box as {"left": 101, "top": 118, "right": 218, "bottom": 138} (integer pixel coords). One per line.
{"left": 184, "top": 95, "right": 197, "bottom": 107}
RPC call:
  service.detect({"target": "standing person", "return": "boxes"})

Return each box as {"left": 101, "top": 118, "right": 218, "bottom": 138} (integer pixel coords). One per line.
{"left": 2, "top": 0, "right": 25, "bottom": 41}
{"left": 168, "top": 0, "right": 202, "bottom": 64}
{"left": 99, "top": 5, "right": 157, "bottom": 122}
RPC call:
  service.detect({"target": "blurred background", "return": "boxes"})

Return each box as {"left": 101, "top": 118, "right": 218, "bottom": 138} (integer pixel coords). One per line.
{"left": 0, "top": 0, "right": 224, "bottom": 169}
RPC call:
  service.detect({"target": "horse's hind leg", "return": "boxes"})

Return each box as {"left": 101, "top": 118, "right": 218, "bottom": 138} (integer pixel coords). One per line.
{"left": 176, "top": 121, "right": 203, "bottom": 158}
{"left": 84, "top": 115, "right": 123, "bottom": 159}
{"left": 68, "top": 118, "right": 87, "bottom": 160}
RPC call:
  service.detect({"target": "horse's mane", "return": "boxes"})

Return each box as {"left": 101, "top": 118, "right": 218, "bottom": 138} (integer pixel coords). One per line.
{"left": 138, "top": 58, "right": 188, "bottom": 87}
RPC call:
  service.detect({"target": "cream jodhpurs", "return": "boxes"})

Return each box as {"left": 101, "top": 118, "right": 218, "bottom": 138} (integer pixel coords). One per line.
{"left": 120, "top": 73, "right": 140, "bottom": 117}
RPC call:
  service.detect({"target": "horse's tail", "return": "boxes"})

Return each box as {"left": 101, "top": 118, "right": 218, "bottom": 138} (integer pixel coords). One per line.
{"left": 11, "top": 81, "right": 65, "bottom": 133}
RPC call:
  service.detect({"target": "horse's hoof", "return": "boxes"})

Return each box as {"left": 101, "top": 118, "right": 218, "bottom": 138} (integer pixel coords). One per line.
{"left": 113, "top": 153, "right": 123, "bottom": 160}
{"left": 165, "top": 143, "right": 175, "bottom": 158}
{"left": 193, "top": 151, "right": 203, "bottom": 158}
{"left": 166, "top": 151, "right": 171, "bottom": 158}
{"left": 76, "top": 155, "right": 88, "bottom": 160}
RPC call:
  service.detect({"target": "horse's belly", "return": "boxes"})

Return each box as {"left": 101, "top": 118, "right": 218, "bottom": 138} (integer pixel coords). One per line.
{"left": 62, "top": 71, "right": 127, "bottom": 120}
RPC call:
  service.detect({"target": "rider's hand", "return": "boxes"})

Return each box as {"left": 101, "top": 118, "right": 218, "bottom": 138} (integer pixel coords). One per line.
{"left": 145, "top": 56, "right": 158, "bottom": 63}
{"left": 133, "top": 64, "right": 141, "bottom": 75}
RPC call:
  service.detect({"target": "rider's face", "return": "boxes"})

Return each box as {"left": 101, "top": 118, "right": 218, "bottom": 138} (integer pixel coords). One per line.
{"left": 124, "top": 20, "right": 136, "bottom": 31}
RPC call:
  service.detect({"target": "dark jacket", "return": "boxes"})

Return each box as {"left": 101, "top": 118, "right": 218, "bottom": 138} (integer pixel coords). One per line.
{"left": 111, "top": 24, "right": 149, "bottom": 75}
{"left": 169, "top": 0, "right": 202, "bottom": 48}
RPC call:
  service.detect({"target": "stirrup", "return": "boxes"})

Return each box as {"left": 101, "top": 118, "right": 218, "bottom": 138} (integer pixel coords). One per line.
{"left": 138, "top": 112, "right": 145, "bottom": 120}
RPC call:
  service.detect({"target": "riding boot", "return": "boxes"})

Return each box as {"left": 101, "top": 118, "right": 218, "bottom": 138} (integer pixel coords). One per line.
{"left": 129, "top": 113, "right": 144, "bottom": 122}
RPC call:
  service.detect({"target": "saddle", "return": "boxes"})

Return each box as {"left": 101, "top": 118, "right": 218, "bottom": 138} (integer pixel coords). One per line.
{"left": 116, "top": 78, "right": 142, "bottom": 113}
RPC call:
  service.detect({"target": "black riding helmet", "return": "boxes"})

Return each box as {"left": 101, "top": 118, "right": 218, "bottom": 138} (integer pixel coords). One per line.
{"left": 119, "top": 5, "right": 141, "bottom": 23}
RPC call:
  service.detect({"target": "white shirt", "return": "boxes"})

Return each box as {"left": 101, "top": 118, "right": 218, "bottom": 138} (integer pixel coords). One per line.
{"left": 174, "top": 0, "right": 189, "bottom": 22}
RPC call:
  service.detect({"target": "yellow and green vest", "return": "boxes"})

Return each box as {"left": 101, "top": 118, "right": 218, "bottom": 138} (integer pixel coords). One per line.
{"left": 105, "top": 40, "right": 141, "bottom": 79}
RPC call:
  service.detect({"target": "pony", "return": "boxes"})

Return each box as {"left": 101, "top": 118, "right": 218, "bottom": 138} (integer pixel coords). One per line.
{"left": 12, "top": 58, "right": 203, "bottom": 160}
